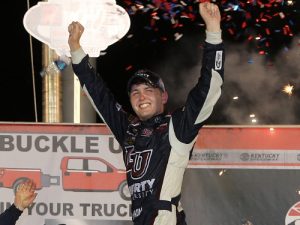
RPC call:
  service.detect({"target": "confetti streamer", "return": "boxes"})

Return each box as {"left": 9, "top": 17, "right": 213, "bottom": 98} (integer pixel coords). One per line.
{"left": 119, "top": 0, "right": 300, "bottom": 56}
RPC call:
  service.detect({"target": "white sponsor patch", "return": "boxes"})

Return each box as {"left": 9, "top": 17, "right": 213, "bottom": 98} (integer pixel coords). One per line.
{"left": 215, "top": 50, "right": 223, "bottom": 70}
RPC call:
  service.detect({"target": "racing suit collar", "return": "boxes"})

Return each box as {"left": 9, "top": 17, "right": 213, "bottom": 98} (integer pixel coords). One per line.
{"left": 140, "top": 113, "right": 168, "bottom": 127}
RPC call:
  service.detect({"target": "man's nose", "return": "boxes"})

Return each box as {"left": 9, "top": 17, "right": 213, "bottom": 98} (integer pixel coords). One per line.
{"left": 139, "top": 92, "right": 146, "bottom": 100}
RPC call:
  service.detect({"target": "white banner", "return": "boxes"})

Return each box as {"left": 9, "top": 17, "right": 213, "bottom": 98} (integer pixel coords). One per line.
{"left": 0, "top": 123, "right": 130, "bottom": 225}
{"left": 1, "top": 123, "right": 300, "bottom": 225}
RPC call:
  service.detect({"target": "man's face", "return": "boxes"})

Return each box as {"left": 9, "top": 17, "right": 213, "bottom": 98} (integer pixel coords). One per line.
{"left": 129, "top": 83, "right": 168, "bottom": 121}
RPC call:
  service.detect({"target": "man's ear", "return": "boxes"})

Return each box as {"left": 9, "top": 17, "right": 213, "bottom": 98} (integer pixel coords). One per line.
{"left": 162, "top": 91, "right": 168, "bottom": 104}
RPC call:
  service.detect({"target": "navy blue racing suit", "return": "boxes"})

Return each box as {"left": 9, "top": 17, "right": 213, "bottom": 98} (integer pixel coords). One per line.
{"left": 71, "top": 39, "right": 224, "bottom": 225}
{"left": 0, "top": 204, "right": 23, "bottom": 225}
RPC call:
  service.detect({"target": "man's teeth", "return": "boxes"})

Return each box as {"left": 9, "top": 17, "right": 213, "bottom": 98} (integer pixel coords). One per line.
{"left": 140, "top": 103, "right": 149, "bottom": 108}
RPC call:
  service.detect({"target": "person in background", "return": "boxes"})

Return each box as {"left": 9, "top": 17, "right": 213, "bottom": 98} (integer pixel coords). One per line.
{"left": 0, "top": 179, "right": 37, "bottom": 225}
{"left": 67, "top": 1, "right": 224, "bottom": 224}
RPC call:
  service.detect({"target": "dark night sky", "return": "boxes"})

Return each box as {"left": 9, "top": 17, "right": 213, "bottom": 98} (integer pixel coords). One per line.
{"left": 2, "top": 0, "right": 42, "bottom": 122}
{"left": 1, "top": 0, "right": 300, "bottom": 124}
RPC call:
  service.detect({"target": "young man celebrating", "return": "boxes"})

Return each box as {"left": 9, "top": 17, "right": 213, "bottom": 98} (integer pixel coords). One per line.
{"left": 68, "top": 2, "right": 224, "bottom": 224}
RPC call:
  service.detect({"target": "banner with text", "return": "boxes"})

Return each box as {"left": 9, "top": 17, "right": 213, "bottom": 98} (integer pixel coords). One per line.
{"left": 1, "top": 123, "right": 300, "bottom": 225}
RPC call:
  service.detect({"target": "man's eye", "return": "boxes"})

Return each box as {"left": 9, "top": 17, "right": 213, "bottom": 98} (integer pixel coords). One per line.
{"left": 146, "top": 88, "right": 154, "bottom": 92}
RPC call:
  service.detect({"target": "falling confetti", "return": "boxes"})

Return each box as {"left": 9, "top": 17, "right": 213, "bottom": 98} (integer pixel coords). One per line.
{"left": 119, "top": 0, "right": 300, "bottom": 57}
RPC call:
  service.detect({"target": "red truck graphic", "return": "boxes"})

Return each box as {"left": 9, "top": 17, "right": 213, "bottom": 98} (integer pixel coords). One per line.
{"left": 0, "top": 167, "right": 60, "bottom": 193}
{"left": 60, "top": 156, "right": 130, "bottom": 200}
